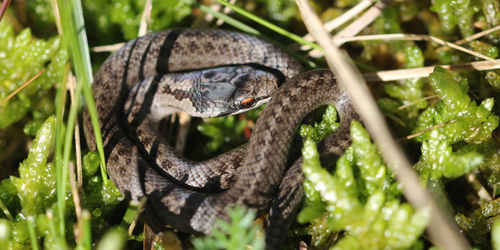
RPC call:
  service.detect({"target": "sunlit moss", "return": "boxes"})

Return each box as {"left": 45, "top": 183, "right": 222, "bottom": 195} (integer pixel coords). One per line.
{"left": 299, "top": 105, "right": 340, "bottom": 143}
{"left": 84, "top": 0, "right": 191, "bottom": 41}
{"left": 0, "top": 20, "right": 67, "bottom": 132}
{"left": 0, "top": 117, "right": 123, "bottom": 249}
{"left": 299, "top": 122, "right": 428, "bottom": 249}
{"left": 414, "top": 67, "right": 499, "bottom": 180}
{"left": 430, "top": 0, "right": 476, "bottom": 37}
{"left": 485, "top": 71, "right": 500, "bottom": 89}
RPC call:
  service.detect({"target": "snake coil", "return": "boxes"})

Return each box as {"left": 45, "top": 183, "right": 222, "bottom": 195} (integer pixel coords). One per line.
{"left": 84, "top": 29, "right": 360, "bottom": 249}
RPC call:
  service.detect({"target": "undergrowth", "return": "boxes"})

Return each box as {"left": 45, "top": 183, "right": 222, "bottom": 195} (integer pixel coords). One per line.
{"left": 1, "top": 0, "right": 500, "bottom": 249}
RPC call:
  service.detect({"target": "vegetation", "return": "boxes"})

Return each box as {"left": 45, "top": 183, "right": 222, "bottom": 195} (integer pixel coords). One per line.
{"left": 1, "top": 0, "right": 500, "bottom": 249}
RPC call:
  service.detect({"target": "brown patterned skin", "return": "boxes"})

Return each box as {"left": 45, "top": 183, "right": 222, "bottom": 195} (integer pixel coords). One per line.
{"left": 84, "top": 29, "right": 361, "bottom": 249}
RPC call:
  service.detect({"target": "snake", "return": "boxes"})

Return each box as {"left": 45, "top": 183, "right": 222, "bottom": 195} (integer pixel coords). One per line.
{"left": 83, "top": 29, "right": 361, "bottom": 249}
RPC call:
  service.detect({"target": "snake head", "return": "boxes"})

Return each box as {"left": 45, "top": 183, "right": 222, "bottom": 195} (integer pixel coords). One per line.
{"left": 128, "top": 65, "right": 283, "bottom": 121}
{"left": 200, "top": 65, "right": 282, "bottom": 117}
{"left": 187, "top": 65, "right": 281, "bottom": 117}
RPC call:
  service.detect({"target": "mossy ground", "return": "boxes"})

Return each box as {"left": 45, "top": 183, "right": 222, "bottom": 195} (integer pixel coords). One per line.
{"left": 2, "top": 0, "right": 500, "bottom": 249}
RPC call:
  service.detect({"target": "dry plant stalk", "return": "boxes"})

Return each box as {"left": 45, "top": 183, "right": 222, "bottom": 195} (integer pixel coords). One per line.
{"left": 67, "top": 71, "right": 84, "bottom": 218}
{"left": 0, "top": 69, "right": 46, "bottom": 107}
{"left": 306, "top": 0, "right": 393, "bottom": 57}
{"left": 465, "top": 173, "right": 492, "bottom": 202}
{"left": 293, "top": 0, "right": 471, "bottom": 249}
{"left": 138, "top": 0, "right": 153, "bottom": 37}
{"left": 91, "top": 42, "right": 126, "bottom": 53}
{"left": 364, "top": 59, "right": 500, "bottom": 82}
{"left": 335, "top": 33, "right": 497, "bottom": 62}
{"left": 301, "top": 0, "right": 377, "bottom": 44}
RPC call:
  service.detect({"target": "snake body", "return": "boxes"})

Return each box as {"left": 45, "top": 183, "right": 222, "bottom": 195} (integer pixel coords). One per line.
{"left": 84, "top": 29, "right": 360, "bottom": 249}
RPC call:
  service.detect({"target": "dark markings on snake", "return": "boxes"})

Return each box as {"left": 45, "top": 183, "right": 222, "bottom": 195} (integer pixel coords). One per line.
{"left": 122, "top": 39, "right": 140, "bottom": 94}
{"left": 84, "top": 29, "right": 360, "bottom": 250}
{"left": 156, "top": 29, "right": 183, "bottom": 74}
{"left": 162, "top": 85, "right": 193, "bottom": 102}
{"left": 139, "top": 40, "right": 153, "bottom": 80}
{"left": 123, "top": 79, "right": 149, "bottom": 117}
{"left": 244, "top": 62, "right": 287, "bottom": 86}
{"left": 127, "top": 75, "right": 162, "bottom": 128}
{"left": 98, "top": 38, "right": 140, "bottom": 153}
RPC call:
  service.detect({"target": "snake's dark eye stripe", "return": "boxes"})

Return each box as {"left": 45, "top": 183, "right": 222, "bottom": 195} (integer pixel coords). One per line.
{"left": 240, "top": 97, "right": 256, "bottom": 108}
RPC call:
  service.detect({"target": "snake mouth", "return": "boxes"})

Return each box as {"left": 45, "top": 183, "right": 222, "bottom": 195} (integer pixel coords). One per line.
{"left": 216, "top": 96, "right": 271, "bottom": 117}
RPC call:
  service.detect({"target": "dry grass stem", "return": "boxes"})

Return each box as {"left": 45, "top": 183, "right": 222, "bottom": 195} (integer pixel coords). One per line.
{"left": 69, "top": 162, "right": 82, "bottom": 219}
{"left": 138, "top": 0, "right": 153, "bottom": 37}
{"left": 294, "top": 0, "right": 470, "bottom": 248}
{"left": 307, "top": 0, "right": 392, "bottom": 57}
{"left": 91, "top": 42, "right": 125, "bottom": 53}
{"left": 396, "top": 95, "right": 439, "bottom": 111}
{"left": 335, "top": 33, "right": 497, "bottom": 63}
{"left": 300, "top": 0, "right": 376, "bottom": 46}
{"left": 128, "top": 197, "right": 148, "bottom": 235}
{"left": 67, "top": 71, "right": 84, "bottom": 200}
{"left": 364, "top": 59, "right": 500, "bottom": 82}
{"left": 465, "top": 173, "right": 492, "bottom": 202}
{"left": 0, "top": 0, "right": 12, "bottom": 22}
{"left": 397, "top": 120, "right": 458, "bottom": 142}
{"left": 456, "top": 25, "right": 500, "bottom": 45}
{"left": 0, "top": 69, "right": 46, "bottom": 107}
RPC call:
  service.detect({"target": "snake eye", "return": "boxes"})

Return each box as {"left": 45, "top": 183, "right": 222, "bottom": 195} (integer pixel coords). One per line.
{"left": 239, "top": 98, "right": 256, "bottom": 109}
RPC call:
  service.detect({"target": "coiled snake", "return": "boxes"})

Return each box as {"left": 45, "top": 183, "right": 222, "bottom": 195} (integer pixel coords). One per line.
{"left": 84, "top": 29, "right": 361, "bottom": 249}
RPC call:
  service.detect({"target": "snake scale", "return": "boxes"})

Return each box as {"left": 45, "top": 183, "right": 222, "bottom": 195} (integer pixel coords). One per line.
{"left": 83, "top": 29, "right": 361, "bottom": 249}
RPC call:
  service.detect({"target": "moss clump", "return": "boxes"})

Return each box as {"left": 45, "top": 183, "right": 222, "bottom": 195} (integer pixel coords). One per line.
{"left": 413, "top": 66, "right": 498, "bottom": 180}
{"left": 298, "top": 105, "right": 340, "bottom": 142}
{"left": 430, "top": 0, "right": 476, "bottom": 37}
{"left": 83, "top": 0, "right": 191, "bottom": 41}
{"left": 298, "top": 122, "right": 429, "bottom": 249}
{"left": 192, "top": 206, "right": 264, "bottom": 250}
{"left": 378, "top": 45, "right": 427, "bottom": 133}
{"left": 0, "top": 20, "right": 67, "bottom": 133}
{"left": 456, "top": 198, "right": 500, "bottom": 246}
{"left": 0, "top": 117, "right": 123, "bottom": 249}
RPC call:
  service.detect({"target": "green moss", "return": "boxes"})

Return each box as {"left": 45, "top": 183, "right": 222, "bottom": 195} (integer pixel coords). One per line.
{"left": 83, "top": 0, "right": 191, "bottom": 41}
{"left": 414, "top": 67, "right": 499, "bottom": 180}
{"left": 83, "top": 152, "right": 100, "bottom": 178}
{"left": 378, "top": 45, "right": 427, "bottom": 134}
{"left": 298, "top": 105, "right": 340, "bottom": 142}
{"left": 485, "top": 71, "right": 500, "bottom": 89}
{"left": 469, "top": 41, "right": 498, "bottom": 59}
{"left": 0, "top": 117, "right": 123, "bottom": 249}
{"left": 197, "top": 106, "right": 263, "bottom": 157}
{"left": 457, "top": 198, "right": 500, "bottom": 245}
{"left": 0, "top": 20, "right": 67, "bottom": 130}
{"left": 299, "top": 122, "right": 427, "bottom": 249}
{"left": 5, "top": 0, "right": 500, "bottom": 249}
{"left": 430, "top": 0, "right": 477, "bottom": 37}
{"left": 192, "top": 206, "right": 264, "bottom": 250}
